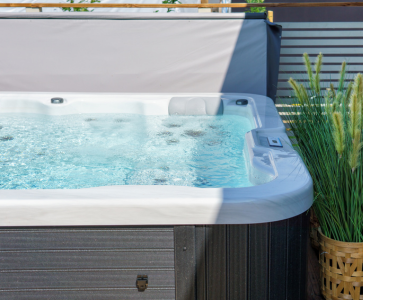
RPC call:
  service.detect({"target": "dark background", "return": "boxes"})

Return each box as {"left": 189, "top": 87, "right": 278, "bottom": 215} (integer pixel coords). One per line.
{"left": 231, "top": 0, "right": 363, "bottom": 22}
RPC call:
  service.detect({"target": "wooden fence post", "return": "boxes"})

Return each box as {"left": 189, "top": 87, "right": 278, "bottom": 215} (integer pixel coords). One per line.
{"left": 199, "top": 0, "right": 211, "bottom": 13}
{"left": 268, "top": 10, "right": 274, "bottom": 22}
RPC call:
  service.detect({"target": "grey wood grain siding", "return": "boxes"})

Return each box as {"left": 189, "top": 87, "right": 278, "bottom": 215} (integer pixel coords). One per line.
{"left": 1, "top": 270, "right": 175, "bottom": 289}
{"left": 0, "top": 227, "right": 175, "bottom": 300}
{"left": 287, "top": 212, "right": 308, "bottom": 300}
{"left": 276, "top": 22, "right": 363, "bottom": 104}
{"left": 174, "top": 226, "right": 196, "bottom": 300}
{"left": 195, "top": 226, "right": 207, "bottom": 300}
{"left": 227, "top": 225, "right": 248, "bottom": 300}
{"left": 0, "top": 228, "right": 174, "bottom": 249}
{"left": 0, "top": 250, "right": 174, "bottom": 269}
{"left": 206, "top": 225, "right": 227, "bottom": 300}
{"left": 248, "top": 223, "right": 269, "bottom": 300}
{"left": 0, "top": 289, "right": 176, "bottom": 300}
{"left": 200, "top": 213, "right": 308, "bottom": 300}
{"left": 268, "top": 220, "right": 288, "bottom": 299}
{"left": 0, "top": 213, "right": 309, "bottom": 300}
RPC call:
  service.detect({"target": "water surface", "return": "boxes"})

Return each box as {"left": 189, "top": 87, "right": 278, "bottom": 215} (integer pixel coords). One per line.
{"left": 0, "top": 114, "right": 253, "bottom": 189}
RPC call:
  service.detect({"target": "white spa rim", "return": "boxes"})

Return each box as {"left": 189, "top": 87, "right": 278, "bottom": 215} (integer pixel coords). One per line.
{"left": 0, "top": 92, "right": 313, "bottom": 226}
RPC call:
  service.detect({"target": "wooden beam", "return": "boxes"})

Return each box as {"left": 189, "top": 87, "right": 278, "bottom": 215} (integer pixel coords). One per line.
{"left": 0, "top": 2, "right": 364, "bottom": 8}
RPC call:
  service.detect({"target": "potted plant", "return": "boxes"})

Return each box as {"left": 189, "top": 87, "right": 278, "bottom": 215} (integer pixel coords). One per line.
{"left": 284, "top": 53, "right": 363, "bottom": 300}
{"left": 62, "top": 0, "right": 101, "bottom": 12}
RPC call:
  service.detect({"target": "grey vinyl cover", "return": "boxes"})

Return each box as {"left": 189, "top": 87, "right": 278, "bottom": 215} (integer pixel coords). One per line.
{"left": 0, "top": 13, "right": 281, "bottom": 99}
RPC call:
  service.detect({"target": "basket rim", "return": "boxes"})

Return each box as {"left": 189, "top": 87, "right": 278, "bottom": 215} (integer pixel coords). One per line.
{"left": 318, "top": 227, "right": 363, "bottom": 248}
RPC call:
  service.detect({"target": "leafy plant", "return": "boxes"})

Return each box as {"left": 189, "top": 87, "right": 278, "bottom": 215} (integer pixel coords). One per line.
{"left": 284, "top": 53, "right": 363, "bottom": 243}
{"left": 245, "top": 0, "right": 266, "bottom": 13}
{"left": 162, "top": 0, "right": 182, "bottom": 13}
{"left": 62, "top": 0, "right": 100, "bottom": 12}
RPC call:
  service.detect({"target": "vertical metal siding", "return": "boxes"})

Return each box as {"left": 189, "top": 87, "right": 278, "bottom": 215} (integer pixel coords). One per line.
{"left": 275, "top": 22, "right": 363, "bottom": 108}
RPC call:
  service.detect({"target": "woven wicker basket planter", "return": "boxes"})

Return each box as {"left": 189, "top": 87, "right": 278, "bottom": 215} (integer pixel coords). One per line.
{"left": 318, "top": 229, "right": 363, "bottom": 300}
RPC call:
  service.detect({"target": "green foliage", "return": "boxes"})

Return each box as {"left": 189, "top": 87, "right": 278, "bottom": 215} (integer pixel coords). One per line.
{"left": 245, "top": 0, "right": 266, "bottom": 13}
{"left": 284, "top": 53, "right": 363, "bottom": 243}
{"left": 62, "top": 0, "right": 100, "bottom": 12}
{"left": 162, "top": 0, "right": 182, "bottom": 13}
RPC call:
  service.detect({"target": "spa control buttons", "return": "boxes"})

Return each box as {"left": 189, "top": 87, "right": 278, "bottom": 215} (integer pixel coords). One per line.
{"left": 267, "top": 137, "right": 283, "bottom": 147}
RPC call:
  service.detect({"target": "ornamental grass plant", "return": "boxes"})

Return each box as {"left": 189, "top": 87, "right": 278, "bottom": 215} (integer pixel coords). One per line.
{"left": 284, "top": 53, "right": 363, "bottom": 243}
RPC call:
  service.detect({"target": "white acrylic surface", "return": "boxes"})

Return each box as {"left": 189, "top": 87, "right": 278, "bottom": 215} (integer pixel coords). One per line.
{"left": 0, "top": 92, "right": 313, "bottom": 226}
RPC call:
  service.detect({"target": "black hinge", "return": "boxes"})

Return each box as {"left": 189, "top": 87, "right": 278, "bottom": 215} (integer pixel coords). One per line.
{"left": 136, "top": 275, "right": 148, "bottom": 292}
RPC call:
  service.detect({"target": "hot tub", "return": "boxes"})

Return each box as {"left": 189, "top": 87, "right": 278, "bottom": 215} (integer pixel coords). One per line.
{"left": 0, "top": 92, "right": 312, "bottom": 300}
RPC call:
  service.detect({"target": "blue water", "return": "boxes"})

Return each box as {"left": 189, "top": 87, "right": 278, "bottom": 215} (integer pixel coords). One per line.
{"left": 0, "top": 114, "right": 253, "bottom": 189}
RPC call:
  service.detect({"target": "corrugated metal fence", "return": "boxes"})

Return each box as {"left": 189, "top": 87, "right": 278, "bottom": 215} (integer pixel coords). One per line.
{"left": 275, "top": 22, "right": 363, "bottom": 110}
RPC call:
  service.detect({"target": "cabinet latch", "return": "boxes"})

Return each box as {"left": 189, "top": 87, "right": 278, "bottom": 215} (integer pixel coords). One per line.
{"left": 136, "top": 275, "right": 148, "bottom": 292}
